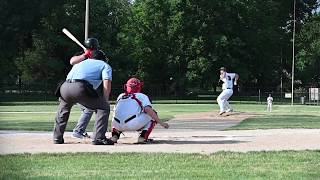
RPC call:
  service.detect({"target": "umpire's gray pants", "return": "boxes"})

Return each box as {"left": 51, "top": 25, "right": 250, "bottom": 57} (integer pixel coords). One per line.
{"left": 53, "top": 82, "right": 110, "bottom": 141}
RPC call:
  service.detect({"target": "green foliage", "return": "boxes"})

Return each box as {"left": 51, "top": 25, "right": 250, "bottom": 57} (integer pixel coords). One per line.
{"left": 0, "top": 0, "right": 59, "bottom": 84}
{"left": 0, "top": 0, "right": 319, "bottom": 92}
{"left": 16, "top": 35, "right": 65, "bottom": 83}
{"left": 125, "top": 0, "right": 319, "bottom": 93}
{"left": 296, "top": 14, "right": 320, "bottom": 86}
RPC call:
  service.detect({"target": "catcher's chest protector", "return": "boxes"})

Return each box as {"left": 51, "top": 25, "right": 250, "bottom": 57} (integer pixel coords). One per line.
{"left": 117, "top": 93, "right": 143, "bottom": 112}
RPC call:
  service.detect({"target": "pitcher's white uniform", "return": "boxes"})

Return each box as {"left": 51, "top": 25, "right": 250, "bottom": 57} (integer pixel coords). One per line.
{"left": 217, "top": 73, "right": 236, "bottom": 113}
{"left": 112, "top": 93, "right": 153, "bottom": 131}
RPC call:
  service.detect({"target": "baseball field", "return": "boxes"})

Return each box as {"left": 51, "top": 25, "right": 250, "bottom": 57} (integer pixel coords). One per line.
{"left": 1, "top": 103, "right": 320, "bottom": 131}
{"left": 3, "top": 0, "right": 320, "bottom": 179}
{"left": 0, "top": 102, "right": 320, "bottom": 179}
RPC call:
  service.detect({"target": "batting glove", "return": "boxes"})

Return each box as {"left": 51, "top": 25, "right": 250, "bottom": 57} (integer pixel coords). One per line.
{"left": 84, "top": 49, "right": 92, "bottom": 58}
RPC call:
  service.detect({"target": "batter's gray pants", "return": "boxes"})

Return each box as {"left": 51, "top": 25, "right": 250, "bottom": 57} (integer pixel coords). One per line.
{"left": 53, "top": 82, "right": 110, "bottom": 141}
{"left": 73, "top": 105, "right": 94, "bottom": 135}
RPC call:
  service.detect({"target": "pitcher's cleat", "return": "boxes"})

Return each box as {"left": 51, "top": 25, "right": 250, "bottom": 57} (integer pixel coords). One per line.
{"left": 226, "top": 109, "right": 233, "bottom": 113}
{"left": 219, "top": 111, "right": 226, "bottom": 115}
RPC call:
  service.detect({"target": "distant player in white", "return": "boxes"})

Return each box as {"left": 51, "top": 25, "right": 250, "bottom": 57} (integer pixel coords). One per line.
{"left": 111, "top": 78, "right": 169, "bottom": 144}
{"left": 217, "top": 67, "right": 239, "bottom": 115}
{"left": 267, "top": 94, "right": 273, "bottom": 112}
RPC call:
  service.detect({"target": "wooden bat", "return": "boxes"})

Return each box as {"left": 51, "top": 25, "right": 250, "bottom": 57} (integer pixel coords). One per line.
{"left": 62, "top": 28, "right": 86, "bottom": 50}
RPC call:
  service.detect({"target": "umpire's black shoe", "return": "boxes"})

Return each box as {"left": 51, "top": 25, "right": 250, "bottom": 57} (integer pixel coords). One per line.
{"left": 53, "top": 138, "right": 64, "bottom": 144}
{"left": 92, "top": 138, "right": 114, "bottom": 145}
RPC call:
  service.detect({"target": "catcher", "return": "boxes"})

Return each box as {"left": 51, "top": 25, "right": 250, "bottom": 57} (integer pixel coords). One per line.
{"left": 111, "top": 78, "right": 169, "bottom": 144}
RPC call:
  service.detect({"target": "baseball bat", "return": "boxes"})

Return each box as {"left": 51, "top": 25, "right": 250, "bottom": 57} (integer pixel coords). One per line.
{"left": 62, "top": 28, "right": 86, "bottom": 50}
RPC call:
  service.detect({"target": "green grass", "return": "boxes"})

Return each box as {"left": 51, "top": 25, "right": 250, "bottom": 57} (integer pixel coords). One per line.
{"left": 0, "top": 103, "right": 320, "bottom": 131}
{"left": 0, "top": 104, "right": 214, "bottom": 131}
{"left": 229, "top": 105, "right": 320, "bottom": 130}
{"left": 0, "top": 151, "right": 319, "bottom": 179}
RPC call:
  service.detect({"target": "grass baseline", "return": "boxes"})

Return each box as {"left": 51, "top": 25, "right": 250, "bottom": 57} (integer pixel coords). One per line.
{"left": 0, "top": 151, "right": 319, "bottom": 179}
{"left": 0, "top": 104, "right": 213, "bottom": 131}
{"left": 0, "top": 103, "right": 319, "bottom": 131}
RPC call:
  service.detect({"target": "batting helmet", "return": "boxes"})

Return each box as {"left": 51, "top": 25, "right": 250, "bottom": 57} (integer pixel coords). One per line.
{"left": 84, "top": 38, "right": 100, "bottom": 50}
{"left": 124, "top": 78, "right": 144, "bottom": 94}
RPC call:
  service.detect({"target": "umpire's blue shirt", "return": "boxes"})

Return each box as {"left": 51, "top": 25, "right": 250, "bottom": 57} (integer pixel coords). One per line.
{"left": 66, "top": 59, "right": 112, "bottom": 89}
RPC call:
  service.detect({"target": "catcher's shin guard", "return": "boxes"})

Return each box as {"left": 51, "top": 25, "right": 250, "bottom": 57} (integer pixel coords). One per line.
{"left": 140, "top": 121, "right": 156, "bottom": 140}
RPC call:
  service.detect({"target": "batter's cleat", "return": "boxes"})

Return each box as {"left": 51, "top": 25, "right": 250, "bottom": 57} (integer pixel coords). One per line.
{"left": 219, "top": 111, "right": 226, "bottom": 115}
{"left": 53, "top": 138, "right": 64, "bottom": 144}
{"left": 226, "top": 109, "right": 233, "bottom": 113}
{"left": 92, "top": 138, "right": 114, "bottom": 145}
{"left": 83, "top": 132, "right": 90, "bottom": 138}
{"left": 72, "top": 132, "right": 91, "bottom": 139}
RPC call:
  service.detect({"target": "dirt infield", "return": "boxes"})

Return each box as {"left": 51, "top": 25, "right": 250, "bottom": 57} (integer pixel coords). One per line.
{"left": 1, "top": 111, "right": 320, "bottom": 154}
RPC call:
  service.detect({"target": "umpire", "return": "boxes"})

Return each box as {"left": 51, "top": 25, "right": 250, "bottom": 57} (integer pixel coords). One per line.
{"left": 53, "top": 50, "right": 114, "bottom": 145}
{"left": 69, "top": 38, "right": 100, "bottom": 139}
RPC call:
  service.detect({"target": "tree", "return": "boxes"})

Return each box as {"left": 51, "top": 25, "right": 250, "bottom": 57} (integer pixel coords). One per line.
{"left": 296, "top": 14, "right": 320, "bottom": 86}
{"left": 1, "top": 0, "right": 319, "bottom": 96}
{"left": 15, "top": 0, "right": 133, "bottom": 85}
{"left": 0, "top": 0, "right": 62, "bottom": 84}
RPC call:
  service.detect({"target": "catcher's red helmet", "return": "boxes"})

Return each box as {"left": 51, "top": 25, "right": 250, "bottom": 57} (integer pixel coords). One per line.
{"left": 124, "top": 78, "right": 144, "bottom": 94}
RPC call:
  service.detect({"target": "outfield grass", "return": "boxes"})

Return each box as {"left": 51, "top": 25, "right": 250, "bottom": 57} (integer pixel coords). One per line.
{"left": 0, "top": 104, "right": 214, "bottom": 131}
{"left": 228, "top": 105, "right": 320, "bottom": 130}
{"left": 0, "top": 151, "right": 319, "bottom": 179}
{"left": 0, "top": 103, "right": 319, "bottom": 131}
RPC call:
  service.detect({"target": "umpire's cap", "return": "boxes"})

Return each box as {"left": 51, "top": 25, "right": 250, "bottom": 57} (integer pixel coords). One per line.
{"left": 84, "top": 38, "right": 100, "bottom": 50}
{"left": 91, "top": 50, "right": 109, "bottom": 62}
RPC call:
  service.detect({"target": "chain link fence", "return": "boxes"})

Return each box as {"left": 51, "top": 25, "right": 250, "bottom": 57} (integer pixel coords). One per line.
{"left": 0, "top": 83, "right": 319, "bottom": 105}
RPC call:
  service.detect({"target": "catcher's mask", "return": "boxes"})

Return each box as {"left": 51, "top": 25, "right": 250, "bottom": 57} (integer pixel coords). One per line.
{"left": 124, "top": 78, "right": 144, "bottom": 94}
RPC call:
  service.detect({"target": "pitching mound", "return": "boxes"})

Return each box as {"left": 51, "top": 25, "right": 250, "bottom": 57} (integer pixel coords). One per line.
{"left": 166, "top": 111, "right": 259, "bottom": 131}
{"left": 174, "top": 111, "right": 258, "bottom": 120}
